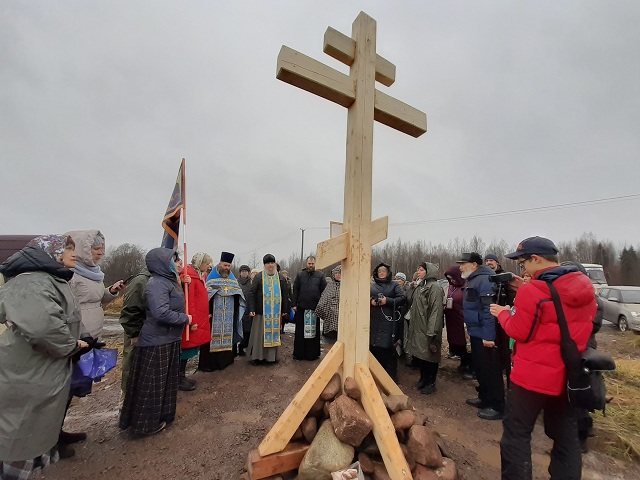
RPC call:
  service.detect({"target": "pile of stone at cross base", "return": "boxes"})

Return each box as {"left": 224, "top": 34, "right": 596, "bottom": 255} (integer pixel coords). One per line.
{"left": 240, "top": 373, "right": 459, "bottom": 480}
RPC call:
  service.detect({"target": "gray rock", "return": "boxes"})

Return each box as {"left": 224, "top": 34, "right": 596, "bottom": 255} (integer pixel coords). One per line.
{"left": 297, "top": 420, "right": 355, "bottom": 480}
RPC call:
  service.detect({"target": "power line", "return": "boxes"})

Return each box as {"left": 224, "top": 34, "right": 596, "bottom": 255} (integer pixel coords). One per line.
{"left": 389, "top": 193, "right": 640, "bottom": 227}
{"left": 240, "top": 229, "right": 299, "bottom": 256}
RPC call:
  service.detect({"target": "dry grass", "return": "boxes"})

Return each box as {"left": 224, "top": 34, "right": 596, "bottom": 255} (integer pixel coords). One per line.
{"left": 593, "top": 336, "right": 640, "bottom": 461}
{"left": 103, "top": 296, "right": 123, "bottom": 317}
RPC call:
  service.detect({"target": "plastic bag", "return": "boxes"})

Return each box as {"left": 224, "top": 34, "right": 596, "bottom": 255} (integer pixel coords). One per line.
{"left": 331, "top": 462, "right": 364, "bottom": 480}
{"left": 71, "top": 348, "right": 117, "bottom": 396}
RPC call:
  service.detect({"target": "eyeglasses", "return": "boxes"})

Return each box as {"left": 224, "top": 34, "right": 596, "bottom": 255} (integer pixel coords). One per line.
{"left": 518, "top": 256, "right": 532, "bottom": 270}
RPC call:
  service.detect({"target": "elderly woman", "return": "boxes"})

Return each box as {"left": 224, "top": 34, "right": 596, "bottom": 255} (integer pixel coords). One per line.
{"left": 119, "top": 248, "right": 191, "bottom": 436}
{"left": 178, "top": 253, "right": 212, "bottom": 391}
{"left": 315, "top": 265, "right": 341, "bottom": 343}
{"left": 65, "top": 230, "right": 124, "bottom": 339}
{"left": 406, "top": 262, "right": 445, "bottom": 395}
{"left": 370, "top": 263, "right": 406, "bottom": 382}
{"left": 0, "top": 235, "right": 88, "bottom": 478}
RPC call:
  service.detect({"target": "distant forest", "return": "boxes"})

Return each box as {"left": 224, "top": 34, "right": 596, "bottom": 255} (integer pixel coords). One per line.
{"left": 102, "top": 233, "right": 640, "bottom": 287}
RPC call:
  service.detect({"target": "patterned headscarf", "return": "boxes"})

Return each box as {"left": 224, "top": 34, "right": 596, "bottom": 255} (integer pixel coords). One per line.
{"left": 27, "top": 235, "right": 69, "bottom": 264}
{"left": 191, "top": 252, "right": 212, "bottom": 275}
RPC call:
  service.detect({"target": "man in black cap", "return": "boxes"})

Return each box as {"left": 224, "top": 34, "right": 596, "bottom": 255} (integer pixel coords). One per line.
{"left": 457, "top": 252, "right": 504, "bottom": 420}
{"left": 292, "top": 255, "right": 327, "bottom": 360}
{"left": 490, "top": 236, "right": 595, "bottom": 480}
{"left": 247, "top": 254, "right": 290, "bottom": 364}
{"left": 199, "top": 252, "right": 246, "bottom": 371}
{"left": 237, "top": 264, "right": 252, "bottom": 356}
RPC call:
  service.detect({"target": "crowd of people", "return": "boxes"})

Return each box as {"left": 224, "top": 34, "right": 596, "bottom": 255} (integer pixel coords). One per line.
{"left": 0, "top": 232, "right": 602, "bottom": 480}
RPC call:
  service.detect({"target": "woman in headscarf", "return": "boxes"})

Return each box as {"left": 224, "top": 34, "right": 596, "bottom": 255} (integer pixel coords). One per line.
{"left": 406, "top": 262, "right": 445, "bottom": 395}
{"left": 369, "top": 263, "right": 406, "bottom": 382}
{"left": 64, "top": 230, "right": 124, "bottom": 339}
{"left": 443, "top": 266, "right": 473, "bottom": 378}
{"left": 0, "top": 235, "right": 89, "bottom": 478}
{"left": 119, "top": 248, "right": 191, "bottom": 436}
{"left": 178, "top": 252, "right": 213, "bottom": 391}
{"left": 315, "top": 265, "right": 341, "bottom": 343}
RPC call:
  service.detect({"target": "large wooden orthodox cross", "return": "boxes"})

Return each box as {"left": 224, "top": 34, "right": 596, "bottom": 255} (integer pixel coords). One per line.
{"left": 257, "top": 12, "right": 426, "bottom": 480}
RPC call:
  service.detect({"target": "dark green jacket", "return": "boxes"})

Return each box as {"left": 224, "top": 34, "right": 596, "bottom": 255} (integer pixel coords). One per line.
{"left": 119, "top": 268, "right": 151, "bottom": 338}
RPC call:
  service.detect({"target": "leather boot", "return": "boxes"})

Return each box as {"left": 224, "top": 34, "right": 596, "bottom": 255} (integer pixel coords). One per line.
{"left": 59, "top": 430, "right": 87, "bottom": 445}
{"left": 178, "top": 360, "right": 196, "bottom": 391}
{"left": 57, "top": 443, "right": 75, "bottom": 459}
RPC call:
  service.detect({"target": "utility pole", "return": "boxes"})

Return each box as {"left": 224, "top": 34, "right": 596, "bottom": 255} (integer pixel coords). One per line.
{"left": 300, "top": 228, "right": 305, "bottom": 264}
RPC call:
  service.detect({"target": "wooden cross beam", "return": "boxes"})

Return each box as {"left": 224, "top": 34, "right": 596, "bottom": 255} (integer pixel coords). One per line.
{"left": 257, "top": 12, "right": 427, "bottom": 480}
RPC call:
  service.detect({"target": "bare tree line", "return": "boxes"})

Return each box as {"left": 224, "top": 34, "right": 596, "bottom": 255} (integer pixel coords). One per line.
{"left": 101, "top": 233, "right": 639, "bottom": 287}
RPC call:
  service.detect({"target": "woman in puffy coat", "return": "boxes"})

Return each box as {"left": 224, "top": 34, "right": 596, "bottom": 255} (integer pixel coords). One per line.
{"left": 0, "top": 235, "right": 88, "bottom": 477}
{"left": 178, "top": 253, "right": 213, "bottom": 391}
{"left": 119, "top": 248, "right": 191, "bottom": 436}
{"left": 406, "top": 262, "right": 445, "bottom": 394}
{"left": 370, "top": 263, "right": 406, "bottom": 382}
{"left": 65, "top": 230, "right": 124, "bottom": 339}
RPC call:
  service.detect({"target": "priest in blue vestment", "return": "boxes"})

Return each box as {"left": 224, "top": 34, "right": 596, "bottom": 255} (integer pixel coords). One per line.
{"left": 199, "top": 251, "right": 245, "bottom": 371}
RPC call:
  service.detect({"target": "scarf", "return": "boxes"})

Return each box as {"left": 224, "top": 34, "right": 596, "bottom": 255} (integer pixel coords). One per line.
{"left": 72, "top": 261, "right": 105, "bottom": 282}
{"left": 262, "top": 272, "right": 282, "bottom": 347}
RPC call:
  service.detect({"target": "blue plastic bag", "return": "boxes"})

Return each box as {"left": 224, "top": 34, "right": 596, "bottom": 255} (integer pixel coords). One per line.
{"left": 71, "top": 348, "right": 117, "bottom": 396}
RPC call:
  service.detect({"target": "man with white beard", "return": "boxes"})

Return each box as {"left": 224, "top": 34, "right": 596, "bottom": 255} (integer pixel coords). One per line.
{"left": 457, "top": 252, "right": 505, "bottom": 421}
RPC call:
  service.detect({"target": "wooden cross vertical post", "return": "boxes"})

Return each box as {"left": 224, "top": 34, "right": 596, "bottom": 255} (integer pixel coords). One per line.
{"left": 256, "top": 12, "right": 426, "bottom": 480}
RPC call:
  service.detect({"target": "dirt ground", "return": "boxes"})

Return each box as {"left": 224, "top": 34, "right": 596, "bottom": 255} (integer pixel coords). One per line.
{"left": 42, "top": 319, "right": 640, "bottom": 480}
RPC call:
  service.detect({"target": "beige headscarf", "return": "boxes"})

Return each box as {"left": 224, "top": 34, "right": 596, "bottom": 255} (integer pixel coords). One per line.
{"left": 64, "top": 229, "right": 105, "bottom": 266}
{"left": 191, "top": 252, "right": 212, "bottom": 275}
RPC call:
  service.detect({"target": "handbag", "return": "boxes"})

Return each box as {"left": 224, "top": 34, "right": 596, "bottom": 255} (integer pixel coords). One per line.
{"left": 547, "top": 281, "right": 615, "bottom": 412}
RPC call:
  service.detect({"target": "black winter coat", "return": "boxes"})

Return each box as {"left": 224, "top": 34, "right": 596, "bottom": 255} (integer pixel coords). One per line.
{"left": 248, "top": 273, "right": 291, "bottom": 317}
{"left": 292, "top": 269, "right": 327, "bottom": 310}
{"left": 370, "top": 279, "right": 406, "bottom": 349}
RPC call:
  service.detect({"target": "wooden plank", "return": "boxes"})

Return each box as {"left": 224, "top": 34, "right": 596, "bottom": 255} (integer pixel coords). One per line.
{"left": 258, "top": 342, "right": 344, "bottom": 456}
{"left": 329, "top": 221, "right": 343, "bottom": 238}
{"left": 323, "top": 26, "right": 396, "bottom": 86}
{"left": 375, "top": 89, "right": 427, "bottom": 138}
{"left": 316, "top": 232, "right": 348, "bottom": 269}
{"left": 355, "top": 364, "right": 413, "bottom": 480}
{"left": 370, "top": 216, "right": 389, "bottom": 246}
{"left": 337, "top": 11, "right": 378, "bottom": 379}
{"left": 369, "top": 352, "right": 404, "bottom": 396}
{"left": 247, "top": 443, "right": 309, "bottom": 480}
{"left": 276, "top": 46, "right": 354, "bottom": 108}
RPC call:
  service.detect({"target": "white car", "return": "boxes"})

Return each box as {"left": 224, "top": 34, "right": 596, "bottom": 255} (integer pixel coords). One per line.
{"left": 597, "top": 286, "right": 640, "bottom": 333}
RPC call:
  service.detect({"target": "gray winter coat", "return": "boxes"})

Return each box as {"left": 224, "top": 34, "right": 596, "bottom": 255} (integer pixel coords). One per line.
{"left": 406, "top": 263, "right": 445, "bottom": 363}
{"left": 0, "top": 262, "right": 82, "bottom": 460}
{"left": 137, "top": 248, "right": 189, "bottom": 347}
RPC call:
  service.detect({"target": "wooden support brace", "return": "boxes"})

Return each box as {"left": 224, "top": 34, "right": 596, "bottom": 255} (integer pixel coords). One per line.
{"left": 323, "top": 26, "right": 396, "bottom": 86}
{"left": 315, "top": 231, "right": 348, "bottom": 269}
{"left": 355, "top": 364, "right": 413, "bottom": 480}
{"left": 277, "top": 46, "right": 355, "bottom": 108}
{"left": 258, "top": 341, "right": 344, "bottom": 456}
{"left": 246, "top": 443, "right": 310, "bottom": 480}
{"left": 368, "top": 352, "right": 404, "bottom": 396}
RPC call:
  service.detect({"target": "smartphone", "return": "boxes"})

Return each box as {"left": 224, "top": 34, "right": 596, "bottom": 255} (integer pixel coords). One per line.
{"left": 123, "top": 274, "right": 136, "bottom": 285}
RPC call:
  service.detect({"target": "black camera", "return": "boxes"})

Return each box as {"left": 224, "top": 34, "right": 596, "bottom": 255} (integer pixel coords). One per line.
{"left": 489, "top": 272, "right": 514, "bottom": 284}
{"left": 489, "top": 272, "right": 514, "bottom": 306}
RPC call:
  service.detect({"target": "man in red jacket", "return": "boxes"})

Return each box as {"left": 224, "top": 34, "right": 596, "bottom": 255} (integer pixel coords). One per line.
{"left": 490, "top": 236, "right": 595, "bottom": 480}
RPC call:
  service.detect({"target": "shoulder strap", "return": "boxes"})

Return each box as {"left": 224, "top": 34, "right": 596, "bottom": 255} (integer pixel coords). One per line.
{"left": 546, "top": 280, "right": 583, "bottom": 374}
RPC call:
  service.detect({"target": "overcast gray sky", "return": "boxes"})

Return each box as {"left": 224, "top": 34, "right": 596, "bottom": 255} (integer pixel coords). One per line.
{"left": 2, "top": 1, "right": 639, "bottom": 266}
